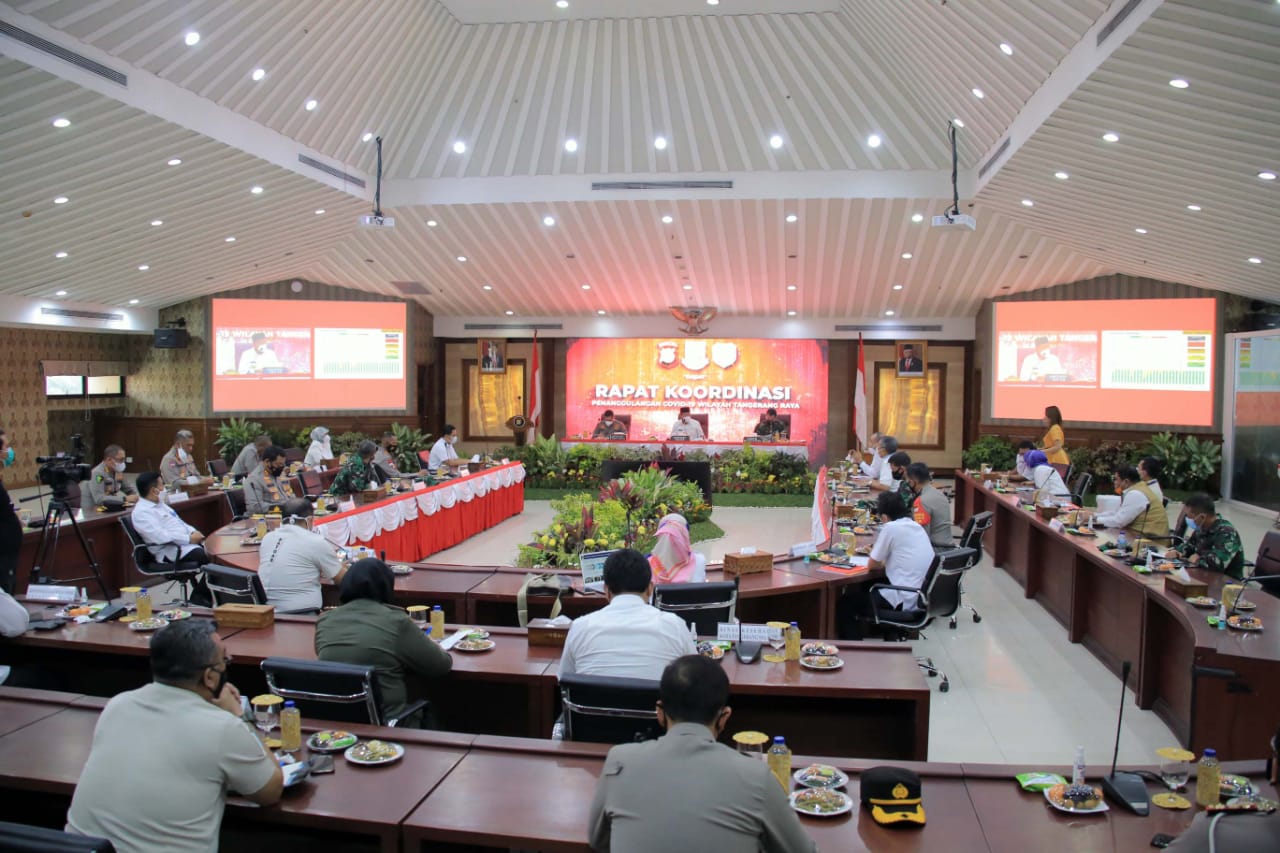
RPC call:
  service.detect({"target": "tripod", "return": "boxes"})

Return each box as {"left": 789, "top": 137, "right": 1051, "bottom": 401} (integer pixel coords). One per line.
{"left": 29, "top": 491, "right": 111, "bottom": 602}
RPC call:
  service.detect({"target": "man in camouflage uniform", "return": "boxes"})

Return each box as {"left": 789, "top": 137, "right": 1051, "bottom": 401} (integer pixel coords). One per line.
{"left": 1174, "top": 493, "right": 1245, "bottom": 580}
{"left": 329, "top": 440, "right": 380, "bottom": 497}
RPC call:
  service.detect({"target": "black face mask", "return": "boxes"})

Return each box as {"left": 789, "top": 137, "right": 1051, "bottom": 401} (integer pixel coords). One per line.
{"left": 269, "top": 465, "right": 285, "bottom": 477}
{"left": 387, "top": 445, "right": 398, "bottom": 454}
{"left": 207, "top": 664, "right": 228, "bottom": 700}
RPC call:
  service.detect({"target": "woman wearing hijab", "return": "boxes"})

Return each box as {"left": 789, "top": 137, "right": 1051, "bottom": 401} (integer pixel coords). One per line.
{"left": 648, "top": 514, "right": 696, "bottom": 583}
{"left": 314, "top": 558, "right": 452, "bottom": 727}
{"left": 1024, "top": 450, "right": 1069, "bottom": 503}
{"left": 304, "top": 427, "right": 332, "bottom": 468}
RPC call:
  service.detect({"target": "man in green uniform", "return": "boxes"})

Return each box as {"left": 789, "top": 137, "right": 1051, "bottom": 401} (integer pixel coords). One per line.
{"left": 1174, "top": 493, "right": 1245, "bottom": 580}
{"left": 329, "top": 440, "right": 380, "bottom": 497}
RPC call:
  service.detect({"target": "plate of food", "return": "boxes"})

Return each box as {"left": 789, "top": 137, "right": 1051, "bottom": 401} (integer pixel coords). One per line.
{"left": 1045, "top": 783, "right": 1109, "bottom": 814}
{"left": 799, "top": 654, "right": 843, "bottom": 671}
{"left": 460, "top": 629, "right": 490, "bottom": 640}
{"left": 343, "top": 739, "right": 404, "bottom": 766}
{"left": 1234, "top": 600, "right": 1257, "bottom": 611}
{"left": 1186, "top": 596, "right": 1219, "bottom": 608}
{"left": 240, "top": 537, "right": 263, "bottom": 547}
{"left": 697, "top": 640, "right": 725, "bottom": 661}
{"left": 1226, "top": 614, "right": 1263, "bottom": 632}
{"left": 852, "top": 527, "right": 872, "bottom": 536}
{"left": 128, "top": 617, "right": 168, "bottom": 632}
{"left": 1101, "top": 549, "right": 1131, "bottom": 559}
{"left": 793, "top": 763, "right": 849, "bottom": 789}
{"left": 1220, "top": 774, "right": 1254, "bottom": 799}
{"left": 307, "top": 730, "right": 358, "bottom": 753}
{"left": 158, "top": 609, "right": 191, "bottom": 621}
{"left": 454, "top": 637, "right": 497, "bottom": 652}
{"left": 790, "top": 788, "right": 853, "bottom": 817}
{"left": 390, "top": 564, "right": 413, "bottom": 575}
{"left": 1065, "top": 528, "right": 1097, "bottom": 537}
{"left": 801, "top": 642, "right": 839, "bottom": 657}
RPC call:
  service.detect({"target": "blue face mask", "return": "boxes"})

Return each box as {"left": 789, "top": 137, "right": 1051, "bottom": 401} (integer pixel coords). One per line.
{"left": 2, "top": 447, "right": 13, "bottom": 466}
{"left": 1184, "top": 517, "right": 1198, "bottom": 532}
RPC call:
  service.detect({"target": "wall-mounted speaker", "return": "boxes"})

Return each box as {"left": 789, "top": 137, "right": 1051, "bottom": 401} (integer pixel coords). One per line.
{"left": 153, "top": 328, "right": 190, "bottom": 349}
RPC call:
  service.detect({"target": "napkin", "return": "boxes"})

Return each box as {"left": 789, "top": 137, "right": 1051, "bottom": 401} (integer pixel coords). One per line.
{"left": 1170, "top": 567, "right": 1194, "bottom": 584}
{"left": 470, "top": 454, "right": 482, "bottom": 463}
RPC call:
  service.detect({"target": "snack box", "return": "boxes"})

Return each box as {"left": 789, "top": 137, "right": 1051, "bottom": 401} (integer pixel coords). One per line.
{"left": 1164, "top": 576, "right": 1209, "bottom": 599}
{"left": 214, "top": 603, "right": 275, "bottom": 629}
{"left": 527, "top": 618, "right": 570, "bottom": 647}
{"left": 724, "top": 551, "right": 774, "bottom": 576}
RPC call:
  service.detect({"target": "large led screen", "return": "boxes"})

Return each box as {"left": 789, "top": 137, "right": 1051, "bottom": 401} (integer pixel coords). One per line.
{"left": 211, "top": 299, "right": 407, "bottom": 412}
{"left": 991, "top": 298, "right": 1215, "bottom": 426}
{"left": 564, "top": 338, "right": 829, "bottom": 460}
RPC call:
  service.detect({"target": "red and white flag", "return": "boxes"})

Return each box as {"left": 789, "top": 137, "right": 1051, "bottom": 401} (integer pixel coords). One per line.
{"left": 853, "top": 334, "right": 868, "bottom": 450}
{"left": 811, "top": 465, "right": 831, "bottom": 549}
{"left": 527, "top": 332, "right": 542, "bottom": 443}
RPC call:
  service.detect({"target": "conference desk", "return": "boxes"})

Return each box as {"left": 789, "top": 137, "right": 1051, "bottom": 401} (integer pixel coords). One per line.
{"left": 561, "top": 438, "right": 809, "bottom": 460}
{"left": 0, "top": 688, "right": 1268, "bottom": 853}
{"left": 954, "top": 469, "right": 1280, "bottom": 760}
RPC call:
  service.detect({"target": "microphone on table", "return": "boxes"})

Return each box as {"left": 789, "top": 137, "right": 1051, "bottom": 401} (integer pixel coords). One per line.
{"left": 1100, "top": 660, "right": 1150, "bottom": 816}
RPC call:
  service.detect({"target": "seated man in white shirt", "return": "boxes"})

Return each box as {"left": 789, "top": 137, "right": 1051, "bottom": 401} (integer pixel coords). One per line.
{"left": 559, "top": 549, "right": 697, "bottom": 680}
{"left": 67, "top": 619, "right": 282, "bottom": 852}
{"left": 131, "top": 472, "right": 208, "bottom": 565}
{"left": 258, "top": 499, "right": 346, "bottom": 614}
{"left": 836, "top": 491, "right": 935, "bottom": 639}
{"left": 1083, "top": 465, "right": 1168, "bottom": 543}
{"left": 0, "top": 587, "right": 29, "bottom": 638}
{"left": 669, "top": 407, "right": 705, "bottom": 441}
{"left": 427, "top": 424, "right": 468, "bottom": 472}
{"left": 856, "top": 432, "right": 882, "bottom": 477}
{"left": 867, "top": 436, "right": 900, "bottom": 491}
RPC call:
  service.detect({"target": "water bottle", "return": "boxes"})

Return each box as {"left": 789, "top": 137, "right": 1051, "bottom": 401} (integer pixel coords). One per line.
{"left": 1072, "top": 745, "right": 1086, "bottom": 785}
{"left": 430, "top": 605, "right": 446, "bottom": 638}
{"left": 691, "top": 552, "right": 707, "bottom": 583}
{"left": 689, "top": 622, "right": 698, "bottom": 643}
{"left": 766, "top": 736, "right": 792, "bottom": 792}
{"left": 1117, "top": 532, "right": 1128, "bottom": 552}
{"left": 784, "top": 622, "right": 802, "bottom": 661}
{"left": 1195, "top": 748, "right": 1220, "bottom": 807}
{"left": 279, "top": 701, "right": 301, "bottom": 752}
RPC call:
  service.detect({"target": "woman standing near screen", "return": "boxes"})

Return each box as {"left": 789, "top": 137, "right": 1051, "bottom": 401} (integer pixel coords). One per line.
{"left": 1040, "top": 406, "right": 1069, "bottom": 465}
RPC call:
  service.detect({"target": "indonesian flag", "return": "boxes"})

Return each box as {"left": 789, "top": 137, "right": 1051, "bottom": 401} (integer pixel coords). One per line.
{"left": 853, "top": 333, "right": 868, "bottom": 450}
{"left": 527, "top": 332, "right": 541, "bottom": 443}
{"left": 811, "top": 465, "right": 831, "bottom": 548}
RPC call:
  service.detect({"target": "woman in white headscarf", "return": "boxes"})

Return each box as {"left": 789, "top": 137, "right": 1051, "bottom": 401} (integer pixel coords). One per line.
{"left": 648, "top": 513, "right": 695, "bottom": 583}
{"left": 304, "top": 427, "right": 332, "bottom": 468}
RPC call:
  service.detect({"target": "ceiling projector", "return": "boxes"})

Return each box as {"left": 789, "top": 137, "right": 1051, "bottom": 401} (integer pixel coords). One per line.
{"left": 932, "top": 213, "right": 976, "bottom": 231}
{"left": 358, "top": 214, "right": 395, "bottom": 229}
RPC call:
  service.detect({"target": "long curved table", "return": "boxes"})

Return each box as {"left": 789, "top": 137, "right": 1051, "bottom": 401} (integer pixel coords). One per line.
{"left": 954, "top": 469, "right": 1280, "bottom": 760}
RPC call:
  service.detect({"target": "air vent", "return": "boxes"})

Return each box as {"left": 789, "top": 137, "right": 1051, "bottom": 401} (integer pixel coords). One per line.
{"left": 978, "top": 137, "right": 1011, "bottom": 180}
{"left": 835, "top": 324, "right": 943, "bottom": 333}
{"left": 1097, "top": 0, "right": 1142, "bottom": 46}
{"left": 592, "top": 180, "right": 733, "bottom": 191}
{"left": 297, "top": 154, "right": 366, "bottom": 188}
{"left": 463, "top": 323, "right": 564, "bottom": 331}
{"left": 390, "top": 280, "right": 431, "bottom": 296}
{"left": 0, "top": 21, "right": 127, "bottom": 86}
{"left": 41, "top": 307, "right": 124, "bottom": 322}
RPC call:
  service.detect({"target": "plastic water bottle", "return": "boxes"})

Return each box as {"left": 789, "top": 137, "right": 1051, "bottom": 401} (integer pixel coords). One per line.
{"left": 430, "top": 605, "right": 446, "bottom": 638}
{"left": 784, "top": 622, "right": 802, "bottom": 661}
{"left": 689, "top": 622, "right": 698, "bottom": 643}
{"left": 1072, "top": 745, "right": 1086, "bottom": 785}
{"left": 767, "top": 736, "right": 792, "bottom": 792}
{"left": 691, "top": 552, "right": 707, "bottom": 583}
{"left": 1195, "top": 748, "right": 1220, "bottom": 807}
{"left": 279, "top": 701, "right": 301, "bottom": 752}
{"left": 1117, "top": 532, "right": 1128, "bottom": 552}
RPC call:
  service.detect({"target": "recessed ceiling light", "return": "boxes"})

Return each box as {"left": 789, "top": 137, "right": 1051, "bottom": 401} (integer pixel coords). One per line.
{"left": 911, "top": 213, "right": 923, "bottom": 223}
{"left": 901, "top": 252, "right": 913, "bottom": 259}
{"left": 707, "top": 0, "right": 719, "bottom": 5}
{"left": 1248, "top": 257, "right": 1263, "bottom": 264}
{"left": 52, "top": 117, "right": 70, "bottom": 128}
{"left": 1258, "top": 171, "right": 1277, "bottom": 181}
{"left": 150, "top": 219, "right": 163, "bottom": 226}
{"left": 786, "top": 284, "right": 797, "bottom": 291}
{"left": 452, "top": 140, "right": 467, "bottom": 154}
{"left": 1021, "top": 199, "right": 1034, "bottom": 207}
{"left": 682, "top": 284, "right": 693, "bottom": 291}
{"left": 867, "top": 134, "right": 882, "bottom": 148}
{"left": 785, "top": 214, "right": 798, "bottom": 223}
{"left": 456, "top": 255, "right": 467, "bottom": 262}
{"left": 137, "top": 264, "right": 150, "bottom": 271}
{"left": 661, "top": 214, "right": 674, "bottom": 224}
{"left": 426, "top": 219, "right": 438, "bottom": 227}
{"left": 361, "top": 132, "right": 373, "bottom": 142}
{"left": 1135, "top": 228, "right": 1148, "bottom": 234}
{"left": 892, "top": 284, "right": 904, "bottom": 291}
{"left": 128, "top": 299, "right": 139, "bottom": 305}
{"left": 564, "top": 138, "right": 578, "bottom": 152}
{"left": 314, "top": 209, "right": 325, "bottom": 215}
{"left": 167, "top": 158, "right": 182, "bottom": 166}
{"left": 786, "top": 310, "right": 797, "bottom": 317}
{"left": 581, "top": 283, "right": 591, "bottom": 290}
{"left": 54, "top": 251, "right": 68, "bottom": 259}
{"left": 224, "top": 236, "right": 236, "bottom": 242}
{"left": 1168, "top": 78, "right": 1189, "bottom": 89}
{"left": 55, "top": 290, "right": 68, "bottom": 297}
{"left": 482, "top": 285, "right": 493, "bottom": 291}
{"left": 250, "top": 186, "right": 264, "bottom": 194}
{"left": 597, "top": 309, "right": 607, "bottom": 316}
{"left": 251, "top": 68, "right": 266, "bottom": 81}
{"left": 542, "top": 215, "right": 556, "bottom": 227}
{"left": 1054, "top": 171, "right": 1069, "bottom": 180}
{"left": 1000, "top": 42, "right": 1014, "bottom": 56}
{"left": 504, "top": 310, "right": 515, "bottom": 315}
{"left": 952, "top": 118, "right": 965, "bottom": 128}
{"left": 971, "top": 88, "right": 985, "bottom": 99}
{"left": 304, "top": 99, "right": 318, "bottom": 111}
{"left": 769, "top": 134, "right": 784, "bottom": 149}
{"left": 53, "top": 196, "right": 68, "bottom": 204}
{"left": 1102, "top": 132, "right": 1120, "bottom": 142}
{"left": 556, "top": 0, "right": 569, "bottom": 7}
{"left": 183, "top": 31, "right": 200, "bottom": 46}
{"left": 1186, "top": 204, "right": 1201, "bottom": 211}
{"left": 885, "top": 310, "right": 895, "bottom": 316}
{"left": 654, "top": 136, "right": 668, "bottom": 150}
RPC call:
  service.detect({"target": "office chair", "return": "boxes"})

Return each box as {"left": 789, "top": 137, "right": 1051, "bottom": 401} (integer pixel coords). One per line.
{"left": 866, "top": 547, "right": 977, "bottom": 692}
{"left": 951, "top": 512, "right": 992, "bottom": 628}
{"left": 559, "top": 673, "right": 662, "bottom": 744}
{"left": 652, "top": 578, "right": 738, "bottom": 636}
{"left": 225, "top": 487, "right": 248, "bottom": 521}
{"left": 0, "top": 822, "right": 115, "bottom": 852}
{"left": 118, "top": 516, "right": 202, "bottom": 606}
{"left": 260, "top": 657, "right": 427, "bottom": 727}
{"left": 207, "top": 458, "right": 229, "bottom": 478}
{"left": 1069, "top": 472, "right": 1093, "bottom": 508}
{"left": 206, "top": 564, "right": 319, "bottom": 615}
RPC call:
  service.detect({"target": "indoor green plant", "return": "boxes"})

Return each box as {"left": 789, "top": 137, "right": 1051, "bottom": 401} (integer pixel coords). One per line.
{"left": 214, "top": 416, "right": 265, "bottom": 465}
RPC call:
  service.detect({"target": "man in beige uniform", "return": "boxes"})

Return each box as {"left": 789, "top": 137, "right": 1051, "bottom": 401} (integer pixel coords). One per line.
{"left": 86, "top": 444, "right": 137, "bottom": 510}
{"left": 589, "top": 655, "right": 816, "bottom": 853}
{"left": 160, "top": 429, "right": 213, "bottom": 487}
{"left": 244, "top": 446, "right": 296, "bottom": 515}
{"left": 67, "top": 620, "right": 282, "bottom": 853}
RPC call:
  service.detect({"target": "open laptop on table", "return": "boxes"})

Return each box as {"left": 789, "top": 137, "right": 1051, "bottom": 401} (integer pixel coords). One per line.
{"left": 579, "top": 549, "right": 618, "bottom": 594}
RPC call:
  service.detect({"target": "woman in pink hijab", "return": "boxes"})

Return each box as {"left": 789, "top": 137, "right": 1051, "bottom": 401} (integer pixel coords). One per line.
{"left": 648, "top": 513, "right": 694, "bottom": 583}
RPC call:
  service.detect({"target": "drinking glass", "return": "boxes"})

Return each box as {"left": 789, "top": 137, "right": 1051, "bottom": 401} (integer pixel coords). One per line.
{"left": 252, "top": 695, "right": 280, "bottom": 739}
{"left": 407, "top": 605, "right": 429, "bottom": 626}
{"left": 733, "top": 731, "right": 768, "bottom": 760}
{"left": 1160, "top": 757, "right": 1190, "bottom": 791}
{"left": 766, "top": 622, "right": 788, "bottom": 656}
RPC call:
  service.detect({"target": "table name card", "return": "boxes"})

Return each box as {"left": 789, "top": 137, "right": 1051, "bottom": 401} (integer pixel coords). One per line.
{"left": 716, "top": 623, "right": 781, "bottom": 643}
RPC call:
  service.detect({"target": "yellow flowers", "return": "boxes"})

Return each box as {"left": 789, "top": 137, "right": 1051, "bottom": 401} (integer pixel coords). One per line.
{"left": 612, "top": 540, "right": 624, "bottom": 549}
{"left": 584, "top": 538, "right": 596, "bottom": 548}
{"left": 635, "top": 526, "right": 646, "bottom": 536}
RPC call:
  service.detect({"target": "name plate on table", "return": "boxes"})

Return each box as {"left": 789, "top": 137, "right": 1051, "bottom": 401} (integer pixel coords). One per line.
{"left": 24, "top": 584, "right": 78, "bottom": 604}
{"left": 716, "top": 623, "right": 780, "bottom": 643}
{"left": 166, "top": 491, "right": 190, "bottom": 505}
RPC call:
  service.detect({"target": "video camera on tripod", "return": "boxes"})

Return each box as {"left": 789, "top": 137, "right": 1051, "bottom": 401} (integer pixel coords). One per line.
{"left": 35, "top": 433, "right": 92, "bottom": 500}
{"left": 27, "top": 433, "right": 110, "bottom": 600}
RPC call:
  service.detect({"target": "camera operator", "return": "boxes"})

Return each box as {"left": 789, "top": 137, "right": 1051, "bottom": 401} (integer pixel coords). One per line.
{"left": 0, "top": 428, "right": 22, "bottom": 594}
{"left": 88, "top": 445, "right": 138, "bottom": 511}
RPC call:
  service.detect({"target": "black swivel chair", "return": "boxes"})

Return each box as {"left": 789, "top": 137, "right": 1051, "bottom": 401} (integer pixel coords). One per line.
{"left": 206, "top": 564, "right": 320, "bottom": 615}
{"left": 950, "top": 512, "right": 992, "bottom": 628}
{"left": 207, "top": 458, "right": 229, "bottom": 479}
{"left": 867, "top": 547, "right": 978, "bottom": 692}
{"left": 558, "top": 673, "right": 662, "bottom": 744}
{"left": 652, "top": 578, "right": 738, "bottom": 636}
{"left": 118, "top": 516, "right": 202, "bottom": 606}
{"left": 225, "top": 487, "right": 248, "bottom": 521}
{"left": 0, "top": 822, "right": 114, "bottom": 852}
{"left": 260, "top": 657, "right": 427, "bottom": 727}
{"left": 1069, "top": 472, "right": 1093, "bottom": 508}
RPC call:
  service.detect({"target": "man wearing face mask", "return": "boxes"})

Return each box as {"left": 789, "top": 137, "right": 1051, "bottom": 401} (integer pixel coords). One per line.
{"left": 67, "top": 620, "right": 283, "bottom": 851}
{"left": 87, "top": 445, "right": 138, "bottom": 511}
{"left": 668, "top": 407, "right": 705, "bottom": 441}
{"left": 0, "top": 427, "right": 24, "bottom": 594}
{"left": 330, "top": 440, "right": 381, "bottom": 496}
{"left": 244, "top": 446, "right": 296, "bottom": 515}
{"left": 428, "top": 424, "right": 467, "bottom": 471}
{"left": 236, "top": 332, "right": 283, "bottom": 375}
{"left": 304, "top": 426, "right": 333, "bottom": 469}
{"left": 372, "top": 431, "right": 402, "bottom": 477}
{"left": 160, "top": 430, "right": 213, "bottom": 487}
{"left": 257, "top": 499, "right": 346, "bottom": 614}
{"left": 231, "top": 434, "right": 271, "bottom": 479}
{"left": 131, "top": 472, "right": 208, "bottom": 564}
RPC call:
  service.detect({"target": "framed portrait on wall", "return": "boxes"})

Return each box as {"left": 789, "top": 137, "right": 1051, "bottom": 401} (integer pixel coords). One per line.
{"left": 478, "top": 338, "right": 507, "bottom": 374}
{"left": 895, "top": 341, "right": 927, "bottom": 377}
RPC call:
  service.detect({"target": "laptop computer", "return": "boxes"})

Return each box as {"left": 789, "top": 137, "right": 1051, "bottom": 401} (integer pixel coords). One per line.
{"left": 579, "top": 549, "right": 618, "bottom": 593}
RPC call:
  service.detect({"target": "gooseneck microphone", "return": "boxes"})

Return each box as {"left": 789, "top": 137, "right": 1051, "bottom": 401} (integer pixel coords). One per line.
{"left": 1100, "top": 660, "right": 1151, "bottom": 815}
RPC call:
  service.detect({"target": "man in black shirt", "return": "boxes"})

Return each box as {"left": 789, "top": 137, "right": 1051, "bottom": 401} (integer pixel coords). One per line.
{"left": 0, "top": 428, "right": 25, "bottom": 593}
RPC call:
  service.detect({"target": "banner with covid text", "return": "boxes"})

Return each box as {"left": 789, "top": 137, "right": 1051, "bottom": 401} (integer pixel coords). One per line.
{"left": 564, "top": 338, "right": 829, "bottom": 461}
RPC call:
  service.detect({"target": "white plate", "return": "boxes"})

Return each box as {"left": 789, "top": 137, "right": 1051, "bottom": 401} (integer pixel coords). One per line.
{"left": 790, "top": 788, "right": 854, "bottom": 817}
{"left": 454, "top": 638, "right": 496, "bottom": 653}
{"left": 390, "top": 564, "right": 413, "bottom": 575}
{"left": 128, "top": 618, "right": 168, "bottom": 632}
{"left": 799, "top": 655, "right": 844, "bottom": 671}
{"left": 792, "top": 764, "right": 849, "bottom": 789}
{"left": 343, "top": 740, "right": 405, "bottom": 766}
{"left": 1044, "top": 787, "right": 1109, "bottom": 814}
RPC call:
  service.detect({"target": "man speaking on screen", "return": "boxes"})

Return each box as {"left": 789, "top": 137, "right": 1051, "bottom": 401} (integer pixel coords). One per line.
{"left": 1019, "top": 336, "right": 1066, "bottom": 382}
{"left": 237, "top": 332, "right": 283, "bottom": 374}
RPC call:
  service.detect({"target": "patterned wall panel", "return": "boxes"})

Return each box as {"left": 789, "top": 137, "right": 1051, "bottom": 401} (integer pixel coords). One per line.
{"left": 124, "top": 298, "right": 208, "bottom": 419}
